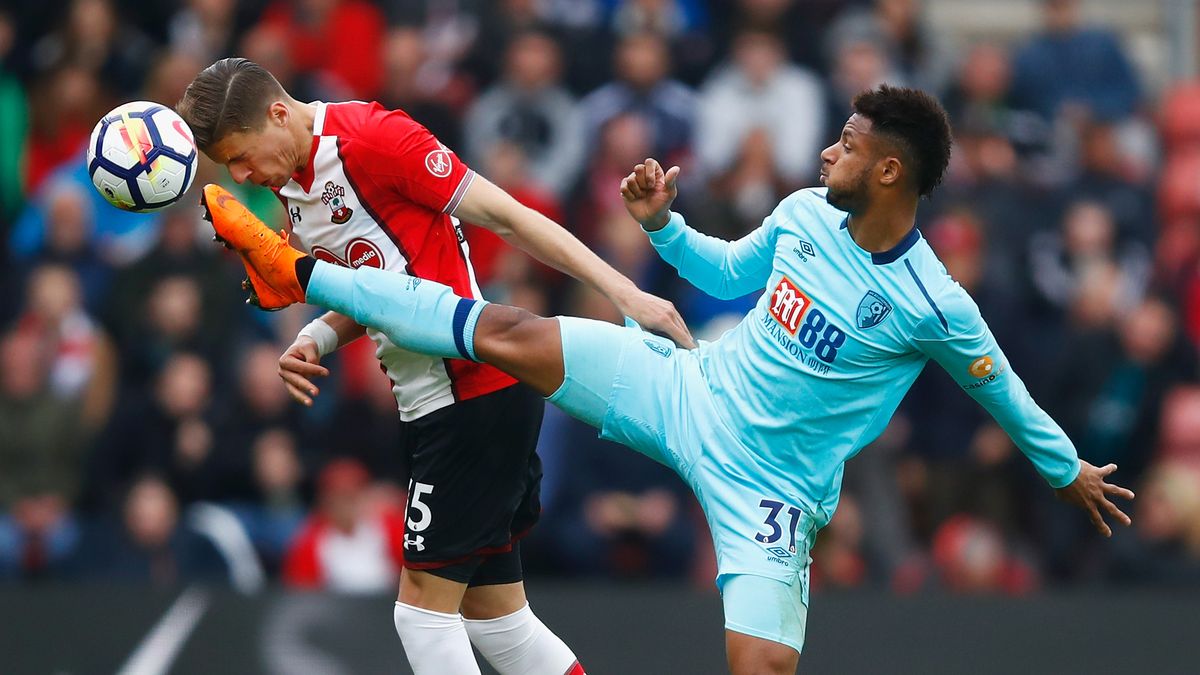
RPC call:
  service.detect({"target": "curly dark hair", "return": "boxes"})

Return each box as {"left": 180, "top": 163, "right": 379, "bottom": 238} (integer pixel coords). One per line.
{"left": 852, "top": 85, "right": 953, "bottom": 198}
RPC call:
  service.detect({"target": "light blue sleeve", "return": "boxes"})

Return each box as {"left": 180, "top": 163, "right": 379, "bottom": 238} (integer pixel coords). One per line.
{"left": 911, "top": 285, "right": 1081, "bottom": 489}
{"left": 644, "top": 210, "right": 777, "bottom": 300}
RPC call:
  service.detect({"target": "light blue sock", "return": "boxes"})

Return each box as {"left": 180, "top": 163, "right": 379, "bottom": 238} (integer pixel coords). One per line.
{"left": 306, "top": 261, "right": 486, "bottom": 361}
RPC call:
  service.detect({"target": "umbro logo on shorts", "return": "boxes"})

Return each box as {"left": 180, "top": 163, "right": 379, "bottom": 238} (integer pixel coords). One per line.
{"left": 643, "top": 339, "right": 672, "bottom": 358}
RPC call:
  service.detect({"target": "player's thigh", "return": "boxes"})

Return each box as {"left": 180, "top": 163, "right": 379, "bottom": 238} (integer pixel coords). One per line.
{"left": 547, "top": 316, "right": 681, "bottom": 467}
{"left": 722, "top": 573, "right": 808, "bottom": 666}
{"left": 398, "top": 568, "right": 469, "bottom": 614}
{"left": 403, "top": 384, "right": 544, "bottom": 568}
{"left": 460, "top": 576, "right": 528, "bottom": 620}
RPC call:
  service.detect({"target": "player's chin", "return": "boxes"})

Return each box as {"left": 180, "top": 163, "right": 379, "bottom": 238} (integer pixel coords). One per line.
{"left": 824, "top": 187, "right": 847, "bottom": 208}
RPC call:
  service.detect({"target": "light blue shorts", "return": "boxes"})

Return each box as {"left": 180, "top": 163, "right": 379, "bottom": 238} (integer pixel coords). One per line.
{"left": 548, "top": 316, "right": 814, "bottom": 653}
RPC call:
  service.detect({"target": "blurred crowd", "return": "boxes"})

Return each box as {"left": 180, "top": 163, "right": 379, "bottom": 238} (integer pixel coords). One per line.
{"left": 3, "top": 0, "right": 1200, "bottom": 596}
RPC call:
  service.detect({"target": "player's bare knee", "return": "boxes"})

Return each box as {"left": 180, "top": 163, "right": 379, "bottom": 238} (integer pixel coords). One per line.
{"left": 728, "top": 639, "right": 799, "bottom": 675}
{"left": 475, "top": 306, "right": 550, "bottom": 362}
{"left": 730, "top": 655, "right": 798, "bottom": 675}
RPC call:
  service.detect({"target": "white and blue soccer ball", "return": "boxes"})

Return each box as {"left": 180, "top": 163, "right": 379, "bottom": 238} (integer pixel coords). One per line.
{"left": 87, "top": 101, "right": 198, "bottom": 212}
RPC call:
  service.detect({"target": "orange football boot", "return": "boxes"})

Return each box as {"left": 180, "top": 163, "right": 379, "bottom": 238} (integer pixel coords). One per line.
{"left": 200, "top": 184, "right": 307, "bottom": 310}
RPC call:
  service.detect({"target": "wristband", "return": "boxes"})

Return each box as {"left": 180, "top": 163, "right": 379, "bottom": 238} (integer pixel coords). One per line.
{"left": 297, "top": 318, "right": 339, "bottom": 357}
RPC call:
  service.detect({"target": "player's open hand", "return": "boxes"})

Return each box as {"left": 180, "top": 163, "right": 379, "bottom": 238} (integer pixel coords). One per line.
{"left": 1055, "top": 460, "right": 1135, "bottom": 537}
{"left": 278, "top": 336, "right": 330, "bottom": 407}
{"left": 614, "top": 286, "right": 696, "bottom": 349}
{"left": 620, "top": 157, "right": 680, "bottom": 231}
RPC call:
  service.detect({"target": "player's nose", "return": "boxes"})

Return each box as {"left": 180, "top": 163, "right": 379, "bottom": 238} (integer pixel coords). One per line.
{"left": 229, "top": 165, "right": 251, "bottom": 184}
{"left": 819, "top": 144, "right": 837, "bottom": 166}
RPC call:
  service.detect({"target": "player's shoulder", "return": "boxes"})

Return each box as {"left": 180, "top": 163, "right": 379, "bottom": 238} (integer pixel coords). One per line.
{"left": 903, "top": 241, "right": 983, "bottom": 336}
{"left": 770, "top": 187, "right": 846, "bottom": 232}
{"left": 320, "top": 100, "right": 421, "bottom": 142}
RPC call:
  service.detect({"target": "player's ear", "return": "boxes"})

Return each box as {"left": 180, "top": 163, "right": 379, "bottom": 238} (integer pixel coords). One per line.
{"left": 267, "top": 101, "right": 289, "bottom": 128}
{"left": 878, "top": 156, "right": 903, "bottom": 188}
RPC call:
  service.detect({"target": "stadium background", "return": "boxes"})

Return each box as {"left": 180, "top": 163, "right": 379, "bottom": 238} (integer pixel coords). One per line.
{"left": 3, "top": 0, "right": 1200, "bottom": 672}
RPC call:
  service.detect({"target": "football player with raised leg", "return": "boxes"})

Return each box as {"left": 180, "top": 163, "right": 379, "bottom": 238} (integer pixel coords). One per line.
{"left": 201, "top": 85, "right": 1133, "bottom": 675}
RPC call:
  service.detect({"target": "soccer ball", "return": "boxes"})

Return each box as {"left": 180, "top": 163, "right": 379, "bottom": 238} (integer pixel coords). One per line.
{"left": 87, "top": 101, "right": 198, "bottom": 212}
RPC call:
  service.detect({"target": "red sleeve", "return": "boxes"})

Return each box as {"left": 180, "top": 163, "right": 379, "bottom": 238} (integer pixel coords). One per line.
{"left": 281, "top": 520, "right": 324, "bottom": 589}
{"left": 337, "top": 105, "right": 475, "bottom": 214}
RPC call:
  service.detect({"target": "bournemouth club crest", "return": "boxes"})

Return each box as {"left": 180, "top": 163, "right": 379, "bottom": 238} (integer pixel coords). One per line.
{"left": 320, "top": 181, "right": 353, "bottom": 224}
{"left": 856, "top": 290, "right": 892, "bottom": 329}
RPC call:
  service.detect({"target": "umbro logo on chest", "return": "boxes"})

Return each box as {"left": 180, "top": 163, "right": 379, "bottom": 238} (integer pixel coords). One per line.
{"left": 793, "top": 240, "right": 817, "bottom": 262}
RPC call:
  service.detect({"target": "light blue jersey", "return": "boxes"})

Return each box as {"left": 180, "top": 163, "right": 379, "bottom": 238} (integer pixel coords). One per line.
{"left": 647, "top": 188, "right": 1080, "bottom": 526}
{"left": 304, "top": 185, "right": 1084, "bottom": 653}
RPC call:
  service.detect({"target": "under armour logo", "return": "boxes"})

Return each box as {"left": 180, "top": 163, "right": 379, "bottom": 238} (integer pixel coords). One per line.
{"left": 290, "top": 207, "right": 302, "bottom": 223}
{"left": 404, "top": 534, "right": 426, "bottom": 551}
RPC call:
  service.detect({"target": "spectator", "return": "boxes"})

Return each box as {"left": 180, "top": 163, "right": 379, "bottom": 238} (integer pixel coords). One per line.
{"left": 609, "top": 0, "right": 713, "bottom": 83}
{"left": 470, "top": 0, "right": 612, "bottom": 93}
{"left": 28, "top": 0, "right": 153, "bottom": 98}
{"left": 103, "top": 204, "right": 240, "bottom": 385}
{"left": 1069, "top": 121, "right": 1157, "bottom": 245}
{"left": 1028, "top": 200, "right": 1151, "bottom": 318}
{"left": 1010, "top": 0, "right": 1141, "bottom": 123}
{"left": 823, "top": 37, "right": 902, "bottom": 146}
{"left": 14, "top": 180, "right": 112, "bottom": 315}
{"left": 532, "top": 409, "right": 697, "bottom": 578}
{"left": 237, "top": 23, "right": 322, "bottom": 111}
{"left": 931, "top": 514, "right": 1037, "bottom": 594}
{"left": 378, "top": 27, "right": 460, "bottom": 148}
{"left": 941, "top": 42, "right": 1051, "bottom": 160}
{"left": 463, "top": 140, "right": 566, "bottom": 293}
{"left": 464, "top": 29, "right": 584, "bottom": 198}
{"left": 0, "top": 329, "right": 85, "bottom": 580}
{"left": 11, "top": 166, "right": 163, "bottom": 268}
{"left": 574, "top": 112, "right": 656, "bottom": 248}
{"left": 257, "top": 0, "right": 386, "bottom": 101}
{"left": 167, "top": 0, "right": 242, "bottom": 64}
{"left": 610, "top": 0, "right": 708, "bottom": 41}
{"left": 811, "top": 494, "right": 867, "bottom": 590}
{"left": 21, "top": 65, "right": 107, "bottom": 197}
{"left": 579, "top": 31, "right": 695, "bottom": 166}
{"left": 228, "top": 428, "right": 308, "bottom": 574}
{"left": 282, "top": 459, "right": 407, "bottom": 593}
{"left": 826, "top": 0, "right": 955, "bottom": 95}
{"left": 696, "top": 28, "right": 826, "bottom": 224}
{"left": 709, "top": 0, "right": 846, "bottom": 72}
{"left": 76, "top": 474, "right": 229, "bottom": 584}
{"left": 86, "top": 352, "right": 220, "bottom": 509}
{"left": 12, "top": 264, "right": 117, "bottom": 434}
{"left": 1107, "top": 461, "right": 1200, "bottom": 586}
{"left": 1047, "top": 298, "right": 1197, "bottom": 483}
{"left": 140, "top": 49, "right": 208, "bottom": 112}
{"left": 212, "top": 344, "right": 313, "bottom": 500}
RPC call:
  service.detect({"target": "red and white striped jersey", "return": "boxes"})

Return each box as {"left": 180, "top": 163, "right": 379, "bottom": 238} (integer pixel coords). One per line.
{"left": 278, "top": 101, "right": 516, "bottom": 420}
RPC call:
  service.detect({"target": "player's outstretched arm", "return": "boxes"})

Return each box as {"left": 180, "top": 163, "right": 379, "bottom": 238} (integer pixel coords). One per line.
{"left": 1054, "top": 461, "right": 1134, "bottom": 537}
{"left": 913, "top": 290, "right": 1134, "bottom": 537}
{"left": 622, "top": 158, "right": 777, "bottom": 300}
{"left": 278, "top": 312, "right": 365, "bottom": 406}
{"left": 453, "top": 175, "right": 695, "bottom": 348}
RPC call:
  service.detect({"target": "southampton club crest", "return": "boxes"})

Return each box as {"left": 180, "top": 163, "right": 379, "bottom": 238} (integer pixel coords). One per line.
{"left": 320, "top": 181, "right": 353, "bottom": 224}
{"left": 856, "top": 290, "right": 893, "bottom": 329}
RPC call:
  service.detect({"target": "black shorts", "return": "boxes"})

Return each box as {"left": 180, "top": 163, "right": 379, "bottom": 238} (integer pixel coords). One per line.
{"left": 399, "top": 383, "right": 544, "bottom": 585}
